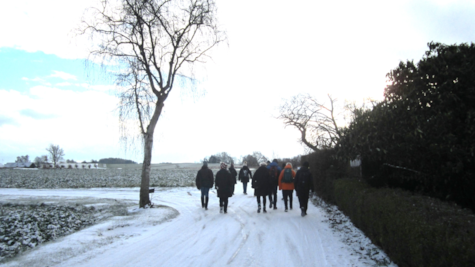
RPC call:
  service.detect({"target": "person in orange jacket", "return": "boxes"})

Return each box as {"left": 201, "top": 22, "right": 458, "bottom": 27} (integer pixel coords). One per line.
{"left": 278, "top": 162, "right": 296, "bottom": 212}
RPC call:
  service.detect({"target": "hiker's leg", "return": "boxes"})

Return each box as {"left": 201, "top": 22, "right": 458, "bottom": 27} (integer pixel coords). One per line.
{"left": 289, "top": 190, "right": 293, "bottom": 209}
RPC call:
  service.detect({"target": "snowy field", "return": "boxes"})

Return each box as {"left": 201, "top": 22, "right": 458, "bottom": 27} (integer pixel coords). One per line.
{"left": 0, "top": 163, "right": 224, "bottom": 189}
{"left": 0, "top": 183, "right": 397, "bottom": 267}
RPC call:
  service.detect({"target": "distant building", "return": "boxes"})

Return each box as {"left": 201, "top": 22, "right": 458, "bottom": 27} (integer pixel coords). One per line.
{"left": 45, "top": 162, "right": 100, "bottom": 169}
{"left": 350, "top": 156, "right": 361, "bottom": 167}
{"left": 4, "top": 162, "right": 35, "bottom": 168}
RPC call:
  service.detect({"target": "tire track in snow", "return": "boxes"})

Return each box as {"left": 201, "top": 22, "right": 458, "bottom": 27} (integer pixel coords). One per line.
{"left": 226, "top": 207, "right": 250, "bottom": 265}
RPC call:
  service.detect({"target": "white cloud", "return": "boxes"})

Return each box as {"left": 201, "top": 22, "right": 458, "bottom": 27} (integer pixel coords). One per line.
{"left": 0, "top": 0, "right": 100, "bottom": 59}
{"left": 22, "top": 77, "right": 46, "bottom": 83}
{"left": 56, "top": 82, "right": 72, "bottom": 86}
{"left": 0, "top": 86, "right": 122, "bottom": 162}
{"left": 50, "top": 71, "right": 77, "bottom": 81}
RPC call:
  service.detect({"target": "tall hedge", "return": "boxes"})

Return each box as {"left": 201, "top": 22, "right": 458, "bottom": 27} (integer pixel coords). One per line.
{"left": 337, "top": 42, "right": 475, "bottom": 211}
{"left": 333, "top": 178, "right": 475, "bottom": 267}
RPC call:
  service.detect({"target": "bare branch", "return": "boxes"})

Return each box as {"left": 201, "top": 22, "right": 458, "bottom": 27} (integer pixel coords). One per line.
{"left": 277, "top": 94, "right": 342, "bottom": 151}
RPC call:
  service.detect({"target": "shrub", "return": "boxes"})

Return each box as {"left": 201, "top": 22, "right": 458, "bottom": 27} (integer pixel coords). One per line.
{"left": 333, "top": 178, "right": 475, "bottom": 267}
{"left": 303, "top": 149, "right": 347, "bottom": 204}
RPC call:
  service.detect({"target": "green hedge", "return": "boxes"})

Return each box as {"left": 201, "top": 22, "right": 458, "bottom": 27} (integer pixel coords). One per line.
{"left": 333, "top": 178, "right": 475, "bottom": 267}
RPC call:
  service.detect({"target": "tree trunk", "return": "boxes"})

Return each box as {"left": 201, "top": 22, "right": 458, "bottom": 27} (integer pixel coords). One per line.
{"left": 139, "top": 133, "right": 153, "bottom": 207}
{"left": 139, "top": 99, "right": 165, "bottom": 208}
{"left": 301, "top": 128, "right": 318, "bottom": 152}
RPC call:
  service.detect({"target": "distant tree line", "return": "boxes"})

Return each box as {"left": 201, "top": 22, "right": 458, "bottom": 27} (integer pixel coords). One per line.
{"left": 202, "top": 152, "right": 301, "bottom": 168}
{"left": 11, "top": 143, "right": 135, "bottom": 167}
{"left": 98, "top": 158, "right": 137, "bottom": 164}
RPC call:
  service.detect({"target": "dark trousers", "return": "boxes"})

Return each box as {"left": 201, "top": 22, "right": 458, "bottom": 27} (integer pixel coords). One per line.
{"left": 283, "top": 190, "right": 293, "bottom": 209}
{"left": 268, "top": 185, "right": 277, "bottom": 207}
{"left": 297, "top": 190, "right": 310, "bottom": 212}
{"left": 220, "top": 197, "right": 229, "bottom": 212}
{"left": 256, "top": 195, "right": 267, "bottom": 207}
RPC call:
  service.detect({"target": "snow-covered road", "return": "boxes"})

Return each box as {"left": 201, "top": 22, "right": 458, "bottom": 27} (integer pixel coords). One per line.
{"left": 0, "top": 185, "right": 395, "bottom": 267}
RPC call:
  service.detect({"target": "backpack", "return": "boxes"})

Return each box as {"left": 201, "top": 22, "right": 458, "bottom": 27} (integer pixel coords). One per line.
{"left": 241, "top": 169, "right": 248, "bottom": 179}
{"left": 282, "top": 168, "right": 293, "bottom": 183}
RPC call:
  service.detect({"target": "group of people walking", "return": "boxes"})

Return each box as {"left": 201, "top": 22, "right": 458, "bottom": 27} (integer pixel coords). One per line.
{"left": 195, "top": 160, "right": 314, "bottom": 217}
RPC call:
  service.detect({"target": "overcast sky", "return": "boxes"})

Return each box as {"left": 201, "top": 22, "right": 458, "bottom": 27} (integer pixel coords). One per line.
{"left": 1, "top": 0, "right": 475, "bottom": 164}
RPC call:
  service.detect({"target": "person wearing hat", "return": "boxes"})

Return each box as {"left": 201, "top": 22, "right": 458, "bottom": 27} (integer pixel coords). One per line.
{"left": 238, "top": 161, "right": 252, "bottom": 195}
{"left": 215, "top": 162, "right": 233, "bottom": 213}
{"left": 294, "top": 161, "right": 314, "bottom": 216}
{"left": 196, "top": 161, "right": 214, "bottom": 210}
{"left": 252, "top": 162, "right": 272, "bottom": 213}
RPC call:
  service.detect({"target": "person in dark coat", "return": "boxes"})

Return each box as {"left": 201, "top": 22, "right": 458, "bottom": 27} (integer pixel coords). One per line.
{"left": 294, "top": 161, "right": 314, "bottom": 216}
{"left": 252, "top": 162, "right": 272, "bottom": 213}
{"left": 268, "top": 164, "right": 280, "bottom": 210}
{"left": 267, "top": 159, "right": 282, "bottom": 209}
{"left": 215, "top": 162, "right": 233, "bottom": 214}
{"left": 229, "top": 163, "right": 238, "bottom": 195}
{"left": 196, "top": 161, "right": 214, "bottom": 210}
{"left": 238, "top": 161, "right": 252, "bottom": 195}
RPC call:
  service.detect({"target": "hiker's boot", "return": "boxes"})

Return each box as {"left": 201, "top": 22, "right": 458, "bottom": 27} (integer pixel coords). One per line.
{"left": 263, "top": 207, "right": 267, "bottom": 213}
{"left": 301, "top": 207, "right": 305, "bottom": 217}
{"left": 257, "top": 205, "right": 261, "bottom": 213}
{"left": 269, "top": 203, "right": 273, "bottom": 209}
{"left": 220, "top": 207, "right": 223, "bottom": 213}
{"left": 201, "top": 196, "right": 205, "bottom": 208}
{"left": 205, "top": 197, "right": 209, "bottom": 210}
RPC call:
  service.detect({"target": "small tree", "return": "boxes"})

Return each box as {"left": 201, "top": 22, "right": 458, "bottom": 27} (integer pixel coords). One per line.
{"left": 80, "top": 0, "right": 226, "bottom": 207}
{"left": 46, "top": 144, "right": 65, "bottom": 168}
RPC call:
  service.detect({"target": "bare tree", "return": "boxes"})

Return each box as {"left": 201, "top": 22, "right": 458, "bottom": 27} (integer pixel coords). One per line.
{"left": 216, "top": 152, "right": 233, "bottom": 163}
{"left": 46, "top": 144, "right": 65, "bottom": 167}
{"left": 15, "top": 155, "right": 30, "bottom": 163}
{"left": 252, "top": 151, "right": 268, "bottom": 164}
{"left": 34, "top": 155, "right": 48, "bottom": 167}
{"left": 278, "top": 94, "right": 342, "bottom": 151}
{"left": 241, "top": 154, "right": 258, "bottom": 167}
{"left": 241, "top": 152, "right": 267, "bottom": 167}
{"left": 80, "top": 0, "right": 226, "bottom": 207}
